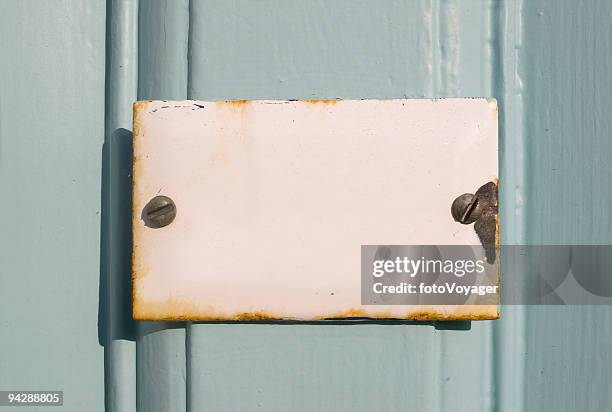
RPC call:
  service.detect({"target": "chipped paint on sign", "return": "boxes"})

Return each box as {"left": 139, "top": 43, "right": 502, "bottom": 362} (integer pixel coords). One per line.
{"left": 132, "top": 99, "right": 499, "bottom": 321}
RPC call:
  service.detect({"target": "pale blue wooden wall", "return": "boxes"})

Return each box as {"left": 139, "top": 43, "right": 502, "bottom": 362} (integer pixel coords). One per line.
{"left": 0, "top": 1, "right": 106, "bottom": 411}
{"left": 0, "top": 1, "right": 610, "bottom": 411}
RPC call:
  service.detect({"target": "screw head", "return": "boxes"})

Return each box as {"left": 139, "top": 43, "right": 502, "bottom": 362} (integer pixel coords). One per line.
{"left": 142, "top": 195, "right": 176, "bottom": 228}
{"left": 451, "top": 193, "right": 482, "bottom": 224}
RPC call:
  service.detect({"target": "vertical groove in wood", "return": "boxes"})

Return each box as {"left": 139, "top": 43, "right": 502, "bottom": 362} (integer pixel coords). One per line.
{"left": 104, "top": 0, "right": 138, "bottom": 411}
{"left": 185, "top": 322, "right": 192, "bottom": 412}
{"left": 185, "top": 4, "right": 194, "bottom": 411}
{"left": 135, "top": 1, "right": 190, "bottom": 412}
{"left": 497, "top": 0, "right": 526, "bottom": 245}
{"left": 493, "top": 1, "right": 526, "bottom": 411}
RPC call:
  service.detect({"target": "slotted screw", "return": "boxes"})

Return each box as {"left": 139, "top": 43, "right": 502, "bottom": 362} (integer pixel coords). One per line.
{"left": 451, "top": 193, "right": 482, "bottom": 224}
{"left": 142, "top": 195, "right": 176, "bottom": 228}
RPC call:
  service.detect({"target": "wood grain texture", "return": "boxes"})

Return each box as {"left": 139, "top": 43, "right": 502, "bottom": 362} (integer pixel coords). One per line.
{"left": 493, "top": 1, "right": 527, "bottom": 411}
{"left": 0, "top": 1, "right": 106, "bottom": 410}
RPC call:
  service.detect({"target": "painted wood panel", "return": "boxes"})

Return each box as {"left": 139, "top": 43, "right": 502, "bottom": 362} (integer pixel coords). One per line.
{"left": 521, "top": 1, "right": 612, "bottom": 411}
{"left": 0, "top": 1, "right": 106, "bottom": 410}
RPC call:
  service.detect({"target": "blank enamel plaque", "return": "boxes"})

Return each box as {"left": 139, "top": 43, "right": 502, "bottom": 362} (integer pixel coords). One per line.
{"left": 132, "top": 99, "right": 499, "bottom": 321}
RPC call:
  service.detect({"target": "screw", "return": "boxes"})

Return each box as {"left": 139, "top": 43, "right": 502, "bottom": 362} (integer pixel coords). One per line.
{"left": 451, "top": 193, "right": 482, "bottom": 224}
{"left": 142, "top": 195, "right": 176, "bottom": 228}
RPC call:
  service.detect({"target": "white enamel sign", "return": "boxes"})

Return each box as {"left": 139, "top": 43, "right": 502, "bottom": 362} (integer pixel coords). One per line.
{"left": 132, "top": 99, "right": 499, "bottom": 321}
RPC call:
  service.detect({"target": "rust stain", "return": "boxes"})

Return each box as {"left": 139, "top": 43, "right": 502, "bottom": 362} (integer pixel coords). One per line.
{"left": 215, "top": 99, "right": 341, "bottom": 106}
{"left": 233, "top": 312, "right": 282, "bottom": 321}
{"left": 133, "top": 298, "right": 284, "bottom": 321}
{"left": 488, "top": 98, "right": 498, "bottom": 114}
{"left": 319, "top": 306, "right": 498, "bottom": 321}
{"left": 474, "top": 180, "right": 499, "bottom": 264}
{"left": 133, "top": 297, "right": 204, "bottom": 321}
{"left": 315, "top": 308, "right": 372, "bottom": 320}
{"left": 216, "top": 100, "right": 251, "bottom": 107}
{"left": 302, "top": 99, "right": 340, "bottom": 105}
{"left": 132, "top": 103, "right": 143, "bottom": 318}
{"left": 492, "top": 177, "right": 500, "bottom": 250}
{"left": 133, "top": 299, "right": 499, "bottom": 321}
{"left": 131, "top": 101, "right": 155, "bottom": 316}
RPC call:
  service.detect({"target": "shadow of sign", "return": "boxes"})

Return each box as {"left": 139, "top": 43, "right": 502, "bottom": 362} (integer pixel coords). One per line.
{"left": 99, "top": 128, "right": 137, "bottom": 344}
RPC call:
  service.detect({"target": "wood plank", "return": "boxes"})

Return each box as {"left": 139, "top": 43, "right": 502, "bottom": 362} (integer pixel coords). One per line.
{"left": 521, "top": 1, "right": 612, "bottom": 411}
{"left": 0, "top": 1, "right": 106, "bottom": 410}
{"left": 135, "top": 1, "right": 190, "bottom": 412}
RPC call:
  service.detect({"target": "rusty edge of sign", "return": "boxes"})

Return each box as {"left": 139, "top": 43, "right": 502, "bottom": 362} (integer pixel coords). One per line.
{"left": 131, "top": 99, "right": 500, "bottom": 322}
